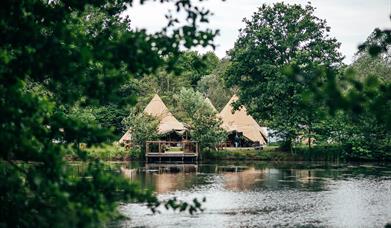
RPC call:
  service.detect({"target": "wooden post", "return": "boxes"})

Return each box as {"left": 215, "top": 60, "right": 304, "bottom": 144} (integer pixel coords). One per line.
{"left": 196, "top": 142, "right": 199, "bottom": 160}
{"left": 145, "top": 142, "right": 148, "bottom": 163}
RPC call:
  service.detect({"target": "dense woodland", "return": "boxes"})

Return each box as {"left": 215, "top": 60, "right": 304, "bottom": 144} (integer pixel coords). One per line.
{"left": 1, "top": 0, "right": 390, "bottom": 227}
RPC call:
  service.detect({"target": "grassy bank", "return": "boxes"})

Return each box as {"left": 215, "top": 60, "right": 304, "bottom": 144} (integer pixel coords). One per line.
{"left": 203, "top": 147, "right": 293, "bottom": 161}
{"left": 203, "top": 145, "right": 351, "bottom": 162}
{"left": 76, "top": 145, "right": 341, "bottom": 162}
{"left": 290, "top": 145, "right": 346, "bottom": 162}
{"left": 71, "top": 144, "right": 390, "bottom": 162}
{"left": 68, "top": 144, "right": 142, "bottom": 161}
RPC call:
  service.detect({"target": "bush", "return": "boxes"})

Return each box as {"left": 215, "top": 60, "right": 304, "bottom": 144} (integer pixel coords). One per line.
{"left": 129, "top": 147, "right": 143, "bottom": 160}
{"left": 82, "top": 144, "right": 131, "bottom": 161}
{"left": 203, "top": 148, "right": 292, "bottom": 161}
{"left": 344, "top": 143, "right": 391, "bottom": 161}
{"left": 293, "top": 145, "right": 346, "bottom": 162}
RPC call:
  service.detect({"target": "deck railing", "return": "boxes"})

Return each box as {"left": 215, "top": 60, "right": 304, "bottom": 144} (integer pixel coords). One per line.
{"left": 145, "top": 140, "right": 199, "bottom": 154}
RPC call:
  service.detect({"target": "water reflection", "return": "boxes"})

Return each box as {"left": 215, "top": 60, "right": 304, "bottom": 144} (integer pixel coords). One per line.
{"left": 114, "top": 162, "right": 391, "bottom": 227}
{"left": 122, "top": 163, "right": 336, "bottom": 193}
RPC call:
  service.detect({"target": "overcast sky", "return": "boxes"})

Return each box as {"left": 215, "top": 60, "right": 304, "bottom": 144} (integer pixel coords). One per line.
{"left": 125, "top": 0, "right": 391, "bottom": 64}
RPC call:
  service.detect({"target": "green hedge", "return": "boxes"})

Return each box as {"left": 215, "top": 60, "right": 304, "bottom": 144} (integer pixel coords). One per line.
{"left": 79, "top": 144, "right": 143, "bottom": 161}
{"left": 69, "top": 144, "right": 390, "bottom": 162}
{"left": 292, "top": 145, "right": 346, "bottom": 162}
{"left": 203, "top": 148, "right": 292, "bottom": 161}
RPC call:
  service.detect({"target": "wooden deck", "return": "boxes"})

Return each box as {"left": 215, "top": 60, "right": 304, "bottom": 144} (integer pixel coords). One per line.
{"left": 145, "top": 140, "right": 199, "bottom": 163}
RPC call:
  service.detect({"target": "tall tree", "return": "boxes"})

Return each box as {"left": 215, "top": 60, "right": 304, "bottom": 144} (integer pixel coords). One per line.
{"left": 122, "top": 108, "right": 160, "bottom": 154}
{"left": 197, "top": 74, "right": 232, "bottom": 111}
{"left": 226, "top": 3, "right": 343, "bottom": 149}
{"left": 298, "top": 28, "right": 391, "bottom": 160}
{"left": 0, "top": 0, "right": 215, "bottom": 226}
{"left": 174, "top": 88, "right": 226, "bottom": 151}
{"left": 175, "top": 51, "right": 220, "bottom": 87}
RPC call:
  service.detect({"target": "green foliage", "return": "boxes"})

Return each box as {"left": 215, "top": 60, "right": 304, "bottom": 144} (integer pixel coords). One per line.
{"left": 0, "top": 159, "right": 164, "bottom": 227}
{"left": 286, "top": 25, "right": 391, "bottom": 160}
{"left": 93, "top": 104, "right": 130, "bottom": 137}
{"left": 203, "top": 148, "right": 291, "bottom": 161}
{"left": 174, "top": 88, "right": 227, "bottom": 151}
{"left": 124, "top": 51, "right": 223, "bottom": 114}
{"left": 197, "top": 74, "right": 232, "bottom": 111}
{"left": 351, "top": 53, "right": 391, "bottom": 83}
{"left": 293, "top": 145, "right": 347, "bottom": 162}
{"left": 0, "top": 0, "right": 217, "bottom": 226}
{"left": 122, "top": 109, "right": 160, "bottom": 154}
{"left": 226, "top": 2, "right": 343, "bottom": 149}
{"left": 133, "top": 68, "right": 192, "bottom": 111}
{"left": 174, "top": 51, "right": 220, "bottom": 87}
{"left": 81, "top": 144, "right": 132, "bottom": 161}
{"left": 358, "top": 27, "right": 391, "bottom": 57}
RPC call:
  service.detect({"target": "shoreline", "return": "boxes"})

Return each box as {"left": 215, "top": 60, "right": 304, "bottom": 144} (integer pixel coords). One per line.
{"left": 74, "top": 144, "right": 391, "bottom": 163}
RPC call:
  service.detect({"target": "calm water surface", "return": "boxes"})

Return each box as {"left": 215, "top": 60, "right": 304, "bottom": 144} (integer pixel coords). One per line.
{"left": 113, "top": 162, "right": 391, "bottom": 227}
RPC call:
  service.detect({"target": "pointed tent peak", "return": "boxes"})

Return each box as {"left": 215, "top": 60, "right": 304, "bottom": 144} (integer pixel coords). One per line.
{"left": 119, "top": 128, "right": 132, "bottom": 144}
{"left": 143, "top": 94, "right": 187, "bottom": 135}
{"left": 149, "top": 94, "right": 165, "bottom": 104}
{"left": 204, "top": 97, "right": 217, "bottom": 112}
{"left": 222, "top": 94, "right": 238, "bottom": 108}
{"left": 227, "top": 94, "right": 239, "bottom": 103}
{"left": 152, "top": 93, "right": 162, "bottom": 100}
{"left": 143, "top": 94, "right": 171, "bottom": 118}
{"left": 221, "top": 94, "right": 244, "bottom": 115}
{"left": 231, "top": 94, "right": 239, "bottom": 101}
{"left": 219, "top": 94, "right": 268, "bottom": 144}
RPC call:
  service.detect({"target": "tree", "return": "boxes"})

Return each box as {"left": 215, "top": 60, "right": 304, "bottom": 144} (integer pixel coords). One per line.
{"left": 226, "top": 2, "right": 343, "bottom": 149}
{"left": 175, "top": 51, "right": 220, "bottom": 87}
{"left": 197, "top": 74, "right": 232, "bottom": 111}
{"left": 121, "top": 109, "right": 160, "bottom": 154}
{"left": 292, "top": 27, "right": 391, "bottom": 160}
{"left": 351, "top": 54, "right": 391, "bottom": 83}
{"left": 93, "top": 104, "right": 130, "bottom": 137}
{"left": 310, "top": 27, "right": 391, "bottom": 130}
{"left": 124, "top": 51, "right": 221, "bottom": 114}
{"left": 331, "top": 33, "right": 391, "bottom": 159}
{"left": 0, "top": 0, "right": 216, "bottom": 226}
{"left": 174, "top": 88, "right": 226, "bottom": 151}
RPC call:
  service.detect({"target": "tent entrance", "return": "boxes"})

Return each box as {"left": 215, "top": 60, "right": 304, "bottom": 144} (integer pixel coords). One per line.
{"left": 159, "top": 131, "right": 187, "bottom": 143}
{"left": 226, "top": 131, "right": 259, "bottom": 148}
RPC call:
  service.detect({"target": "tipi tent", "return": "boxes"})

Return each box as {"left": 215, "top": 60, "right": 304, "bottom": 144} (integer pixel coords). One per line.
{"left": 119, "top": 128, "right": 132, "bottom": 148}
{"left": 219, "top": 95, "right": 268, "bottom": 145}
{"left": 143, "top": 94, "right": 187, "bottom": 135}
{"left": 119, "top": 129, "right": 132, "bottom": 144}
{"left": 204, "top": 97, "right": 218, "bottom": 112}
{"left": 119, "top": 94, "right": 187, "bottom": 144}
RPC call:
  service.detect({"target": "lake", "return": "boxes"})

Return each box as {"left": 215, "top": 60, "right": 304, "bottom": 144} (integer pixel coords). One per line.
{"left": 112, "top": 162, "right": 391, "bottom": 227}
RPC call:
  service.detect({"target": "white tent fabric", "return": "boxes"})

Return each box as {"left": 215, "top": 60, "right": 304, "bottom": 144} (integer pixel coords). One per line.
{"left": 143, "top": 94, "right": 187, "bottom": 135}
{"left": 219, "top": 95, "right": 268, "bottom": 144}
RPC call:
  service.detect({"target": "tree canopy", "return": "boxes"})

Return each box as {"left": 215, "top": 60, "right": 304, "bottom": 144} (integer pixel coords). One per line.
{"left": 174, "top": 88, "right": 227, "bottom": 151}
{"left": 226, "top": 2, "right": 343, "bottom": 148}
{"left": 0, "top": 0, "right": 216, "bottom": 226}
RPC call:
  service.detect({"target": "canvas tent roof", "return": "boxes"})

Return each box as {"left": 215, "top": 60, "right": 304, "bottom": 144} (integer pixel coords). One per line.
{"left": 219, "top": 95, "right": 268, "bottom": 144}
{"left": 119, "top": 94, "right": 186, "bottom": 143}
{"left": 143, "top": 94, "right": 187, "bottom": 135}
{"left": 119, "top": 129, "right": 132, "bottom": 144}
{"left": 204, "top": 97, "right": 218, "bottom": 112}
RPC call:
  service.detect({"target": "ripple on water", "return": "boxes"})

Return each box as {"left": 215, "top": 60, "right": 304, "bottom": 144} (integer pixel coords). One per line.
{"left": 114, "top": 163, "right": 391, "bottom": 228}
